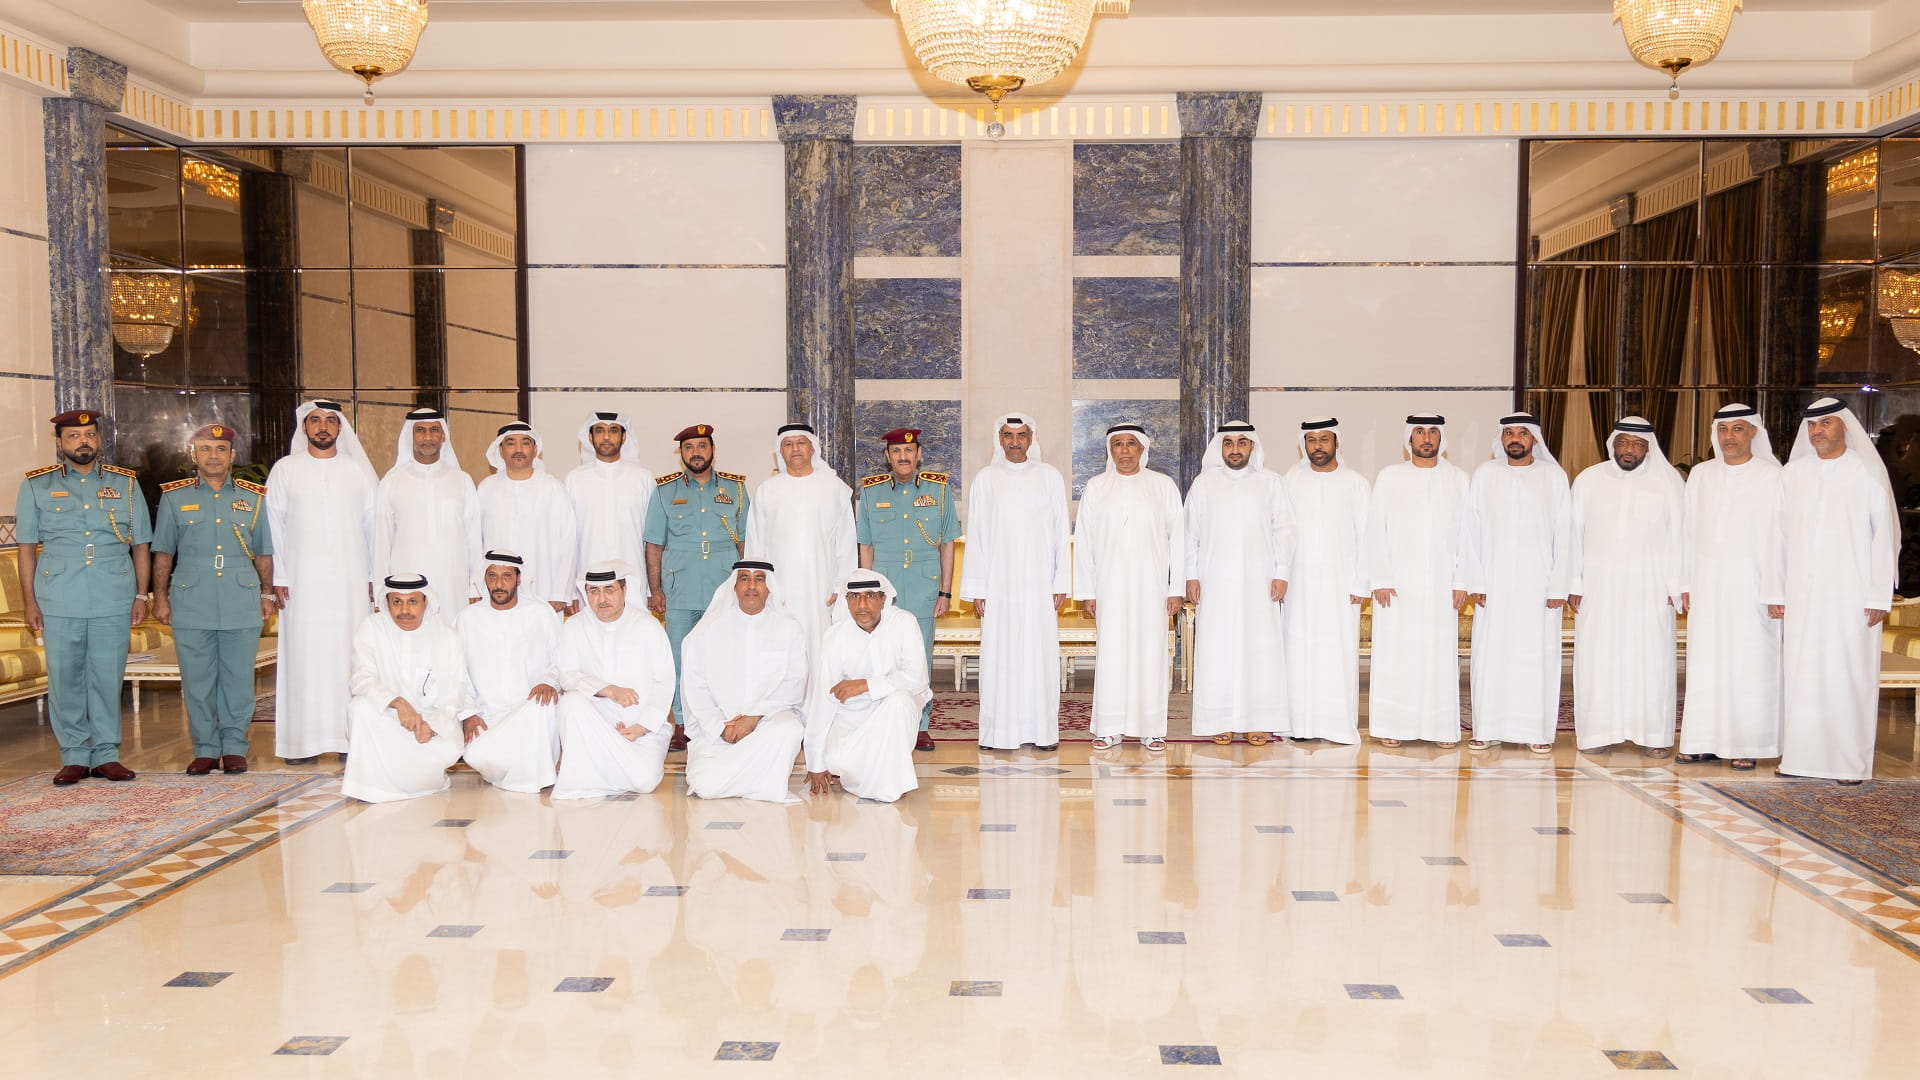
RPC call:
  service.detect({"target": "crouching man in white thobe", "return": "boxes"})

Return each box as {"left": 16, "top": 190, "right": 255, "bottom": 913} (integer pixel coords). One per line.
{"left": 457, "top": 549, "right": 563, "bottom": 793}
{"left": 341, "top": 573, "right": 468, "bottom": 803}
{"left": 682, "top": 560, "right": 808, "bottom": 803}
{"left": 552, "top": 560, "right": 676, "bottom": 799}
{"left": 805, "top": 571, "right": 931, "bottom": 802}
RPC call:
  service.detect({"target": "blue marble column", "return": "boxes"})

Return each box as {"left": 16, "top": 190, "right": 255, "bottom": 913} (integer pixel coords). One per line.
{"left": 774, "top": 95, "right": 857, "bottom": 476}
{"left": 1177, "top": 92, "right": 1261, "bottom": 490}
{"left": 44, "top": 48, "right": 127, "bottom": 453}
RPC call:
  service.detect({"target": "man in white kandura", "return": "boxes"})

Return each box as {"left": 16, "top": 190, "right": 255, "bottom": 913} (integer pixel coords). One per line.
{"left": 266, "top": 399, "right": 377, "bottom": 765}
{"left": 1458, "top": 413, "right": 1571, "bottom": 754}
{"left": 1074, "top": 424, "right": 1184, "bottom": 752}
{"left": 476, "top": 421, "right": 577, "bottom": 613}
{"left": 1281, "top": 417, "right": 1371, "bottom": 744}
{"left": 681, "top": 560, "right": 809, "bottom": 802}
{"left": 1568, "top": 417, "right": 1686, "bottom": 757}
{"left": 960, "top": 413, "right": 1071, "bottom": 752}
{"left": 1185, "top": 420, "right": 1294, "bottom": 746}
{"left": 1775, "top": 397, "right": 1899, "bottom": 785}
{"left": 1677, "top": 404, "right": 1785, "bottom": 772}
{"left": 341, "top": 574, "right": 467, "bottom": 803}
{"left": 744, "top": 422, "right": 857, "bottom": 658}
{"left": 1366, "top": 414, "right": 1469, "bottom": 750}
{"left": 375, "top": 406, "right": 481, "bottom": 624}
{"left": 456, "top": 549, "right": 562, "bottom": 793}
{"left": 804, "top": 570, "right": 931, "bottom": 802}
{"left": 565, "top": 410, "right": 655, "bottom": 606}
{"left": 552, "top": 560, "right": 676, "bottom": 799}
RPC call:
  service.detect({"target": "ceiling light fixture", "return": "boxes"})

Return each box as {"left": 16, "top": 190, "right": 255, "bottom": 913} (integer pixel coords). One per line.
{"left": 1613, "top": 0, "right": 1743, "bottom": 100}
{"left": 302, "top": 0, "right": 430, "bottom": 105}
{"left": 893, "top": 0, "right": 1129, "bottom": 138}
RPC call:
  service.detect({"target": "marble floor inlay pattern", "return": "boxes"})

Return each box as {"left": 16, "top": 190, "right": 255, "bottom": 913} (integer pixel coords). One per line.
{"left": 1, "top": 689, "right": 1918, "bottom": 1077}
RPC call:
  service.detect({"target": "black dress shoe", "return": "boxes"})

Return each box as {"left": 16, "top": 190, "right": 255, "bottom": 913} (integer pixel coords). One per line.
{"left": 185, "top": 757, "right": 218, "bottom": 776}
{"left": 220, "top": 755, "right": 249, "bottom": 774}
{"left": 915, "top": 731, "right": 936, "bottom": 752}
{"left": 90, "top": 762, "right": 137, "bottom": 781}
{"left": 283, "top": 756, "right": 319, "bottom": 766}
{"left": 53, "top": 765, "right": 89, "bottom": 785}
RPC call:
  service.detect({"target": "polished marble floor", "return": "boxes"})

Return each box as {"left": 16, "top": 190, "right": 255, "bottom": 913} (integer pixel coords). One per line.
{"left": 1, "top": 676, "right": 1918, "bottom": 1078}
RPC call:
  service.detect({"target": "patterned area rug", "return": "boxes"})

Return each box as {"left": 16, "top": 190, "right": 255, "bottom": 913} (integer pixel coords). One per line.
{"left": 0, "top": 772, "right": 322, "bottom": 876}
{"left": 929, "top": 692, "right": 1201, "bottom": 743}
{"left": 1705, "top": 779, "right": 1920, "bottom": 887}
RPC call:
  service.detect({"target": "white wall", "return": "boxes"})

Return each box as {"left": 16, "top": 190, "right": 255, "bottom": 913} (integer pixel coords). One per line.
{"left": 1250, "top": 139, "right": 1520, "bottom": 478}
{"left": 0, "top": 81, "right": 51, "bottom": 492}
{"left": 523, "top": 143, "right": 787, "bottom": 481}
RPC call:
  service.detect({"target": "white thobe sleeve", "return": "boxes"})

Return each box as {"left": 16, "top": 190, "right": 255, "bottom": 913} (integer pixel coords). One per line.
{"left": 1182, "top": 488, "right": 1205, "bottom": 582}
{"left": 357, "top": 471, "right": 378, "bottom": 591}
{"left": 680, "top": 633, "right": 727, "bottom": 741}
{"left": 1070, "top": 488, "right": 1100, "bottom": 602}
{"left": 637, "top": 622, "right": 675, "bottom": 731}
{"left": 1271, "top": 481, "right": 1297, "bottom": 582}
{"left": 266, "top": 462, "right": 293, "bottom": 587}
{"left": 424, "top": 633, "right": 470, "bottom": 737}
{"left": 1048, "top": 471, "right": 1071, "bottom": 594}
{"left": 833, "top": 487, "right": 859, "bottom": 585}
{"left": 1365, "top": 473, "right": 1394, "bottom": 592}
{"left": 1759, "top": 476, "right": 1787, "bottom": 608}
{"left": 548, "top": 485, "right": 578, "bottom": 605}
{"left": 372, "top": 475, "right": 397, "bottom": 586}
{"left": 1545, "top": 477, "right": 1573, "bottom": 602}
{"left": 533, "top": 608, "right": 563, "bottom": 687}
{"left": 1347, "top": 476, "right": 1371, "bottom": 598}
{"left": 802, "top": 628, "right": 842, "bottom": 774}
{"left": 349, "top": 620, "right": 401, "bottom": 706}
{"left": 1680, "top": 475, "right": 1698, "bottom": 595}
{"left": 462, "top": 481, "right": 484, "bottom": 600}
{"left": 744, "top": 489, "right": 770, "bottom": 562}
{"left": 868, "top": 615, "right": 929, "bottom": 702}
{"left": 1566, "top": 475, "right": 1590, "bottom": 597}
{"left": 456, "top": 618, "right": 486, "bottom": 720}
{"left": 1867, "top": 483, "right": 1899, "bottom": 610}
{"left": 1161, "top": 481, "right": 1185, "bottom": 598}
{"left": 1662, "top": 483, "right": 1686, "bottom": 604}
{"left": 556, "top": 623, "right": 604, "bottom": 696}
{"left": 1453, "top": 479, "right": 1481, "bottom": 595}
{"left": 959, "top": 478, "right": 989, "bottom": 601}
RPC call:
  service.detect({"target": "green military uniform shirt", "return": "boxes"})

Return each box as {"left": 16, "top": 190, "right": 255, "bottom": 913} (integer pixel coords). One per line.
{"left": 856, "top": 470, "right": 960, "bottom": 610}
{"left": 14, "top": 462, "right": 152, "bottom": 617}
{"left": 152, "top": 476, "right": 275, "bottom": 630}
{"left": 641, "top": 469, "right": 750, "bottom": 610}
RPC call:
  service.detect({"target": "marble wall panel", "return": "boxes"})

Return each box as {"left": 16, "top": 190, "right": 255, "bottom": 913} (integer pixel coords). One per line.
{"left": 1070, "top": 398, "right": 1180, "bottom": 501}
{"left": 854, "top": 144, "right": 962, "bottom": 258}
{"left": 528, "top": 267, "right": 785, "bottom": 389}
{"left": 1251, "top": 139, "right": 1520, "bottom": 264}
{"left": 525, "top": 145, "right": 785, "bottom": 266}
{"left": 850, "top": 398, "right": 963, "bottom": 490}
{"left": 1073, "top": 276, "right": 1179, "bottom": 380}
{"left": 1073, "top": 143, "right": 1181, "bottom": 257}
{"left": 854, "top": 277, "right": 962, "bottom": 380}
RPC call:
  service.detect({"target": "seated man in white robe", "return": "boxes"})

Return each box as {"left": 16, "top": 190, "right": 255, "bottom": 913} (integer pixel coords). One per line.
{"left": 341, "top": 574, "right": 468, "bottom": 803}
{"left": 457, "top": 549, "right": 563, "bottom": 793}
{"left": 681, "top": 560, "right": 808, "bottom": 803}
{"left": 552, "top": 560, "right": 677, "bottom": 799}
{"left": 804, "top": 571, "right": 931, "bottom": 803}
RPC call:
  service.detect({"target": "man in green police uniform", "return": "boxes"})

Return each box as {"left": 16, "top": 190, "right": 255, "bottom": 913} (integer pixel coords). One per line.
{"left": 152, "top": 424, "right": 276, "bottom": 776}
{"left": 643, "top": 423, "right": 749, "bottom": 751}
{"left": 14, "top": 409, "right": 153, "bottom": 785}
{"left": 857, "top": 427, "right": 959, "bottom": 751}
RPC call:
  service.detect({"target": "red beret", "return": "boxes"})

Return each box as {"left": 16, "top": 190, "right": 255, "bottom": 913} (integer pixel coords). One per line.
{"left": 50, "top": 409, "right": 101, "bottom": 428}
{"left": 882, "top": 428, "right": 921, "bottom": 446}
{"left": 191, "top": 424, "right": 236, "bottom": 443}
{"left": 674, "top": 423, "right": 714, "bottom": 443}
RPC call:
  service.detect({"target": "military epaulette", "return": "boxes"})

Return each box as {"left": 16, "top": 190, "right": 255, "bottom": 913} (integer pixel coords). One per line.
{"left": 160, "top": 477, "right": 196, "bottom": 493}
{"left": 655, "top": 471, "right": 684, "bottom": 486}
{"left": 918, "top": 471, "right": 949, "bottom": 484}
{"left": 102, "top": 464, "right": 139, "bottom": 478}
{"left": 24, "top": 463, "right": 59, "bottom": 479}
{"left": 234, "top": 478, "right": 267, "bottom": 496}
{"left": 862, "top": 473, "right": 891, "bottom": 488}
{"left": 716, "top": 470, "right": 746, "bottom": 483}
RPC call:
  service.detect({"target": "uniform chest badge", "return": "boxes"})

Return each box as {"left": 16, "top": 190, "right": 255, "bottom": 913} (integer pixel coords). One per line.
{"left": 714, "top": 492, "right": 734, "bottom": 504}
{"left": 97, "top": 487, "right": 121, "bottom": 500}
{"left": 49, "top": 490, "right": 70, "bottom": 498}
{"left": 179, "top": 503, "right": 201, "bottom": 512}
{"left": 875, "top": 501, "right": 892, "bottom": 509}
{"left": 672, "top": 498, "right": 689, "bottom": 505}
{"left": 914, "top": 495, "right": 938, "bottom": 507}
{"left": 231, "top": 499, "right": 252, "bottom": 512}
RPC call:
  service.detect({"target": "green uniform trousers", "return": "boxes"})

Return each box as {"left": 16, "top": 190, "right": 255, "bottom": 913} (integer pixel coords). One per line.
{"left": 175, "top": 626, "right": 260, "bottom": 758}
{"left": 666, "top": 608, "right": 704, "bottom": 724}
{"left": 41, "top": 613, "right": 130, "bottom": 767}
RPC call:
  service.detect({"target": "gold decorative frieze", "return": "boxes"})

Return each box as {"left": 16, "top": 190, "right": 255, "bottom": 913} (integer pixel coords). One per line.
{"left": 0, "top": 27, "right": 66, "bottom": 95}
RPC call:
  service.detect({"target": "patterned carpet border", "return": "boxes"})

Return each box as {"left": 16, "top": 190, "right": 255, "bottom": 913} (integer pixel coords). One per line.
{"left": 1702, "top": 779, "right": 1920, "bottom": 888}
{"left": 0, "top": 771, "right": 323, "bottom": 877}
{"left": 0, "top": 776, "right": 346, "bottom": 979}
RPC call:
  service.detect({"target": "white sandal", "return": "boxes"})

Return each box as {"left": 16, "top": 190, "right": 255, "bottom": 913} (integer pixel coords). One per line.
{"left": 1142, "top": 737, "right": 1166, "bottom": 752}
{"left": 1092, "top": 734, "right": 1122, "bottom": 750}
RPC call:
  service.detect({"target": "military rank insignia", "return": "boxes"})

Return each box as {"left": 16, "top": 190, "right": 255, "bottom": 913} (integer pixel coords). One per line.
{"left": 232, "top": 499, "right": 254, "bottom": 513}
{"left": 914, "top": 495, "right": 938, "bottom": 507}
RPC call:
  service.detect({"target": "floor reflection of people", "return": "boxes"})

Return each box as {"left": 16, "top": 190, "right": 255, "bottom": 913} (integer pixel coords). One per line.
{"left": 798, "top": 796, "right": 930, "bottom": 1025}
{"left": 681, "top": 797, "right": 806, "bottom": 1011}
{"left": 961, "top": 771, "right": 1070, "bottom": 1058}
{"left": 1073, "top": 769, "right": 1180, "bottom": 1030}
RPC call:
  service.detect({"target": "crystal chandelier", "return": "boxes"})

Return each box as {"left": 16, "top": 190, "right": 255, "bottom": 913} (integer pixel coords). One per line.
{"left": 1880, "top": 269, "right": 1920, "bottom": 354}
{"left": 1816, "top": 295, "right": 1862, "bottom": 363}
{"left": 1613, "top": 0, "right": 1743, "bottom": 99}
{"left": 182, "top": 159, "right": 240, "bottom": 202}
{"left": 109, "top": 273, "right": 183, "bottom": 359}
{"left": 893, "top": 0, "right": 1129, "bottom": 138}
{"left": 1826, "top": 147, "right": 1878, "bottom": 198}
{"left": 302, "top": 0, "right": 430, "bottom": 105}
